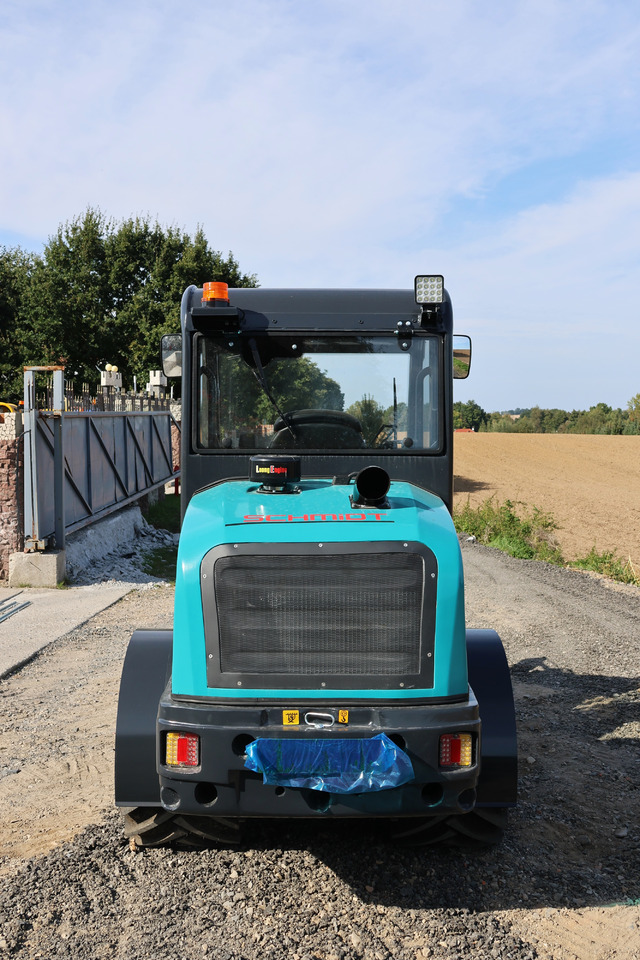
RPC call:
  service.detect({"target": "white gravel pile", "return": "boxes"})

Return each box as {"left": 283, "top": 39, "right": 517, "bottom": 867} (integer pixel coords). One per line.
{"left": 65, "top": 505, "right": 177, "bottom": 588}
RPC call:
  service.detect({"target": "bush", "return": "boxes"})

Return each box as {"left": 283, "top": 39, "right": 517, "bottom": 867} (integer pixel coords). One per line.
{"left": 454, "top": 497, "right": 640, "bottom": 585}
{"left": 453, "top": 498, "right": 565, "bottom": 565}
{"left": 570, "top": 547, "right": 639, "bottom": 586}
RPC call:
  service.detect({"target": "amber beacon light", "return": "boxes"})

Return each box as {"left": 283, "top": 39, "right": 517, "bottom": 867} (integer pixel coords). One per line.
{"left": 202, "top": 281, "right": 229, "bottom": 303}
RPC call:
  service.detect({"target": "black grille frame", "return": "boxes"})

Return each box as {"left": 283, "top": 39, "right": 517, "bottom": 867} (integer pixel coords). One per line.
{"left": 201, "top": 541, "right": 437, "bottom": 690}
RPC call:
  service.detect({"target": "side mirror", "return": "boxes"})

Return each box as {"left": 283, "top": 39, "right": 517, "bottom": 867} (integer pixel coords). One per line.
{"left": 161, "top": 334, "right": 182, "bottom": 378}
{"left": 453, "top": 335, "right": 471, "bottom": 379}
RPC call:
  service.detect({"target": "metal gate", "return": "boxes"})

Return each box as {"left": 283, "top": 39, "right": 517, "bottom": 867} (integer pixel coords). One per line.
{"left": 23, "top": 368, "right": 178, "bottom": 552}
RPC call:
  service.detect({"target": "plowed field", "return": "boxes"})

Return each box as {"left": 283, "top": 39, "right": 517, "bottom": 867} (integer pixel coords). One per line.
{"left": 454, "top": 434, "right": 640, "bottom": 567}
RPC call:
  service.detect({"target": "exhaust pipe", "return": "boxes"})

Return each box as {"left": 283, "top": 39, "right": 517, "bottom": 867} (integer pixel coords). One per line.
{"left": 352, "top": 466, "right": 390, "bottom": 508}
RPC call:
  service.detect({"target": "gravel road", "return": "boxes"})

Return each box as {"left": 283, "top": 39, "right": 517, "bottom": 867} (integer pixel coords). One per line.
{"left": 0, "top": 541, "right": 639, "bottom": 960}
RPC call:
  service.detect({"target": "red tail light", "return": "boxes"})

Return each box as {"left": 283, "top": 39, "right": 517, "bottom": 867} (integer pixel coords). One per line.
{"left": 439, "top": 733, "right": 473, "bottom": 767}
{"left": 165, "top": 732, "right": 200, "bottom": 767}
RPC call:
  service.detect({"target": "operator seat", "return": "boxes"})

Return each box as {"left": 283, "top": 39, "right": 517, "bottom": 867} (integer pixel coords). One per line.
{"left": 269, "top": 409, "right": 366, "bottom": 449}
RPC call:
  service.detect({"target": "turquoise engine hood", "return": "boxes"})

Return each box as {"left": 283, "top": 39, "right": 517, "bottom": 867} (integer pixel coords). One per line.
{"left": 172, "top": 478, "right": 467, "bottom": 700}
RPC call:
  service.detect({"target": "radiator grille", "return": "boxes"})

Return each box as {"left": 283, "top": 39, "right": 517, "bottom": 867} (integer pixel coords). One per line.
{"left": 213, "top": 553, "right": 424, "bottom": 677}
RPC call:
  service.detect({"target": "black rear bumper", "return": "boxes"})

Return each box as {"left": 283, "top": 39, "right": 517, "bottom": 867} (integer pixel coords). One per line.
{"left": 155, "top": 691, "right": 481, "bottom": 818}
{"left": 115, "top": 628, "right": 517, "bottom": 813}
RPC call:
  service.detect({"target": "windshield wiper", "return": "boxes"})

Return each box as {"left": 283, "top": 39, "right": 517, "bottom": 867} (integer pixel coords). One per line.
{"left": 248, "top": 338, "right": 297, "bottom": 442}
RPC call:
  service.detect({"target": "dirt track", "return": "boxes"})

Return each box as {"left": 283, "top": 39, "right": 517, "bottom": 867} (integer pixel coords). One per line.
{"left": 454, "top": 434, "right": 640, "bottom": 567}
{"left": 1, "top": 433, "right": 638, "bottom": 958}
{"left": 1, "top": 548, "right": 639, "bottom": 959}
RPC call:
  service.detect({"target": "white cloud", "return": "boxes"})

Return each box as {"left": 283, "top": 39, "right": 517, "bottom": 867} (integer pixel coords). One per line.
{"left": 448, "top": 171, "right": 640, "bottom": 324}
{"left": 1, "top": 0, "right": 640, "bottom": 407}
{"left": 444, "top": 172, "right": 640, "bottom": 409}
{"left": 2, "top": 0, "right": 639, "bottom": 249}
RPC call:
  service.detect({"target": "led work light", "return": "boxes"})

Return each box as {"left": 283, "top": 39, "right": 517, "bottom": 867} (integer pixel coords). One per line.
{"left": 414, "top": 275, "right": 444, "bottom": 304}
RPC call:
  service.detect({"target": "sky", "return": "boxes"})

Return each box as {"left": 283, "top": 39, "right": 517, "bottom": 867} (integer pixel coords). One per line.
{"left": 1, "top": 0, "right": 639, "bottom": 413}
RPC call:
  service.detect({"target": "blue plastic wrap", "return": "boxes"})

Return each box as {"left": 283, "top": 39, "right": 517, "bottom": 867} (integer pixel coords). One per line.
{"left": 244, "top": 732, "right": 414, "bottom": 794}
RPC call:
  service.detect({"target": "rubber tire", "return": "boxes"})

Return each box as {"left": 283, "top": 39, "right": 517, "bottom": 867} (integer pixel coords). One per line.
{"left": 389, "top": 807, "right": 508, "bottom": 848}
{"left": 123, "top": 807, "right": 243, "bottom": 849}
{"left": 123, "top": 807, "right": 507, "bottom": 850}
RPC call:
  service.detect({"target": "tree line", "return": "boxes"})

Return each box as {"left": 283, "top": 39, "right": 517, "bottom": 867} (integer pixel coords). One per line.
{"left": 454, "top": 398, "right": 640, "bottom": 435}
{"left": 0, "top": 208, "right": 257, "bottom": 402}
{"left": 4, "top": 213, "right": 636, "bottom": 436}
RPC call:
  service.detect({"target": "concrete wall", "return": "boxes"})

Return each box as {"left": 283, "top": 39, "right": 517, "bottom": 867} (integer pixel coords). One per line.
{"left": 0, "top": 412, "right": 23, "bottom": 581}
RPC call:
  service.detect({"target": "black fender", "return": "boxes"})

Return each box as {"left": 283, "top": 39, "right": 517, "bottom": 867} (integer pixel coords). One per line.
{"left": 466, "top": 629, "right": 517, "bottom": 807}
{"left": 115, "top": 629, "right": 173, "bottom": 807}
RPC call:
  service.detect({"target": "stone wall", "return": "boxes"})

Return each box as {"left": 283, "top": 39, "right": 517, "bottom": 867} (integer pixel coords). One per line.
{"left": 0, "top": 413, "right": 23, "bottom": 581}
{"left": 170, "top": 401, "right": 181, "bottom": 481}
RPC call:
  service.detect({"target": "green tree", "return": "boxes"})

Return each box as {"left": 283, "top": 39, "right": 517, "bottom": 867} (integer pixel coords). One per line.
{"left": 346, "top": 395, "right": 388, "bottom": 446}
{"left": 255, "top": 358, "right": 344, "bottom": 420}
{"left": 13, "top": 208, "right": 257, "bottom": 393}
{"left": 0, "top": 246, "right": 36, "bottom": 400}
{"left": 23, "top": 209, "right": 110, "bottom": 385}
{"left": 607, "top": 409, "right": 625, "bottom": 435}
{"left": 627, "top": 394, "right": 640, "bottom": 429}
{"left": 215, "top": 353, "right": 345, "bottom": 433}
{"left": 541, "top": 409, "right": 569, "bottom": 432}
{"left": 383, "top": 400, "right": 408, "bottom": 431}
{"left": 453, "top": 399, "right": 487, "bottom": 431}
{"left": 106, "top": 217, "right": 256, "bottom": 386}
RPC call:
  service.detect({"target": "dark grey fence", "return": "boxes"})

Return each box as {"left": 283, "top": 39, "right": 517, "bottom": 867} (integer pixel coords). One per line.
{"left": 23, "top": 369, "right": 179, "bottom": 552}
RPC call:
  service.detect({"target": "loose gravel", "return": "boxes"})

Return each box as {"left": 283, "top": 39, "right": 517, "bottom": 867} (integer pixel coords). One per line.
{"left": 0, "top": 538, "right": 638, "bottom": 959}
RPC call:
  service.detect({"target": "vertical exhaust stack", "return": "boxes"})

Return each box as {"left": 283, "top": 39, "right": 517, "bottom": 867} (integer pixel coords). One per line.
{"left": 352, "top": 466, "right": 390, "bottom": 509}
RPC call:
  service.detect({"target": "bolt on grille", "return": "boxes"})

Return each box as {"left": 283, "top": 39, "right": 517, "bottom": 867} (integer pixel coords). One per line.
{"left": 213, "top": 553, "right": 424, "bottom": 677}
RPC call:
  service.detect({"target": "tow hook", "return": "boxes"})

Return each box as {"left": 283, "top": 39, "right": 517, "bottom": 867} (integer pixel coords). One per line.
{"left": 304, "top": 712, "right": 335, "bottom": 728}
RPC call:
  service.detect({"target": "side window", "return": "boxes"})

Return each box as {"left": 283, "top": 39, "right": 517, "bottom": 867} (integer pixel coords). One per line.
{"left": 421, "top": 338, "right": 440, "bottom": 450}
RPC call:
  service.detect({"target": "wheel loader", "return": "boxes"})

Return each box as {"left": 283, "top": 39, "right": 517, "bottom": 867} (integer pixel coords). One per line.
{"left": 115, "top": 276, "right": 517, "bottom": 847}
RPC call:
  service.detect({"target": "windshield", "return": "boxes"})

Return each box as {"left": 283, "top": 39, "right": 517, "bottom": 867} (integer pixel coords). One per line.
{"left": 195, "top": 334, "right": 441, "bottom": 453}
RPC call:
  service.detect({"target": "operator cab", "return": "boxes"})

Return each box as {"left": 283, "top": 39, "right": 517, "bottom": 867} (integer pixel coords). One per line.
{"left": 163, "top": 277, "right": 471, "bottom": 512}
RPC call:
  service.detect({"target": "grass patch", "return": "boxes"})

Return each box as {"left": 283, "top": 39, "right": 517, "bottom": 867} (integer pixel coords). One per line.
{"left": 453, "top": 498, "right": 565, "bottom": 565}
{"left": 141, "top": 544, "right": 178, "bottom": 583}
{"left": 454, "top": 497, "right": 639, "bottom": 586}
{"left": 141, "top": 494, "right": 180, "bottom": 582}
{"left": 570, "top": 547, "right": 639, "bottom": 586}
{"left": 145, "top": 494, "right": 181, "bottom": 534}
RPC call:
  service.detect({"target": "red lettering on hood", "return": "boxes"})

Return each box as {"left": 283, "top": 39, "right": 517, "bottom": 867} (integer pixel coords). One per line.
{"left": 242, "top": 513, "right": 388, "bottom": 523}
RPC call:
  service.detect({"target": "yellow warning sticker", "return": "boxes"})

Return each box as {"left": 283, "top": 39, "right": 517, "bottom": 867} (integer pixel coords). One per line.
{"left": 338, "top": 710, "right": 349, "bottom": 724}
{"left": 282, "top": 710, "right": 300, "bottom": 725}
